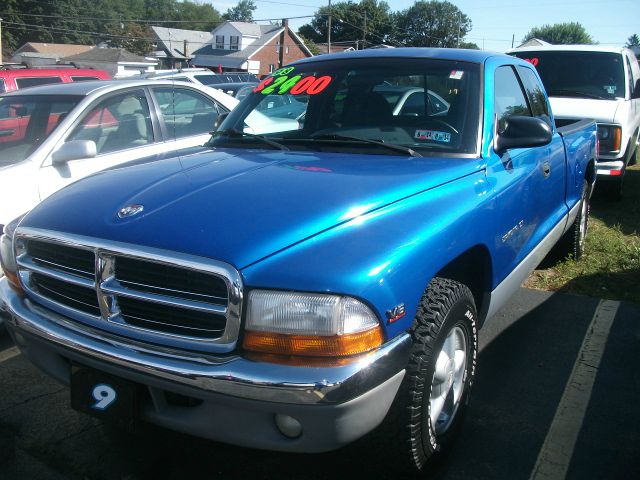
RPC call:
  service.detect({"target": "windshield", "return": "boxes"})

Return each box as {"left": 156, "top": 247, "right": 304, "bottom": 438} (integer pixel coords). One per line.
{"left": 209, "top": 58, "right": 481, "bottom": 155}
{"left": 0, "top": 95, "right": 82, "bottom": 168}
{"left": 511, "top": 51, "right": 625, "bottom": 100}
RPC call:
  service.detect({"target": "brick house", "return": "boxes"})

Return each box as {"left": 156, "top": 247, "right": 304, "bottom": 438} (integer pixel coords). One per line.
{"left": 189, "top": 20, "right": 313, "bottom": 76}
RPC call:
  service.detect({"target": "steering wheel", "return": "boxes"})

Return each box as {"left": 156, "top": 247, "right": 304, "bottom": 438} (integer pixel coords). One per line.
{"left": 427, "top": 118, "right": 459, "bottom": 134}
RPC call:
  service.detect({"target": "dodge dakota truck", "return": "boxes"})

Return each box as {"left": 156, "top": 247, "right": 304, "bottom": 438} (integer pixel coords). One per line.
{"left": 0, "top": 49, "right": 597, "bottom": 474}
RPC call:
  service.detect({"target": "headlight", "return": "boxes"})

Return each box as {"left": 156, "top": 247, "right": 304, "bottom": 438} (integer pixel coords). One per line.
{"left": 243, "top": 290, "right": 383, "bottom": 358}
{"left": 0, "top": 214, "right": 26, "bottom": 294}
{"left": 597, "top": 124, "right": 621, "bottom": 154}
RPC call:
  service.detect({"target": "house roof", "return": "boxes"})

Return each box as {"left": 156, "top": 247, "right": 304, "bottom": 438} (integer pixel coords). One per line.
{"left": 63, "top": 48, "right": 155, "bottom": 64}
{"left": 151, "top": 26, "right": 213, "bottom": 59}
{"left": 13, "top": 42, "right": 94, "bottom": 57}
{"left": 213, "top": 21, "right": 263, "bottom": 37}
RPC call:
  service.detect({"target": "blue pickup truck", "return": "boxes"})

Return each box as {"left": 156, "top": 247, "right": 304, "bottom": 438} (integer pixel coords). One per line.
{"left": 0, "top": 49, "right": 596, "bottom": 473}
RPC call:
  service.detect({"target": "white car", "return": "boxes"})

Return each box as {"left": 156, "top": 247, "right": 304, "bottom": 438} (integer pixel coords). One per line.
{"left": 0, "top": 79, "right": 245, "bottom": 232}
{"left": 509, "top": 45, "right": 640, "bottom": 199}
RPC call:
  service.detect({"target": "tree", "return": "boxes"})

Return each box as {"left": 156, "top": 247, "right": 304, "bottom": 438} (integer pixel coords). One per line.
{"left": 297, "top": 34, "right": 321, "bottom": 56}
{"left": 391, "top": 1, "right": 471, "bottom": 48}
{"left": 626, "top": 34, "right": 640, "bottom": 48}
{"left": 223, "top": 0, "right": 257, "bottom": 22}
{"left": 299, "top": 0, "right": 394, "bottom": 48}
{"left": 459, "top": 41, "right": 479, "bottom": 50}
{"left": 522, "top": 22, "right": 594, "bottom": 45}
{"left": 104, "top": 23, "right": 154, "bottom": 56}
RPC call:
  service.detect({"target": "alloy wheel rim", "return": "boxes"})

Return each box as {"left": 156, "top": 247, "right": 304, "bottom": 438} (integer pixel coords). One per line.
{"left": 429, "top": 325, "right": 467, "bottom": 436}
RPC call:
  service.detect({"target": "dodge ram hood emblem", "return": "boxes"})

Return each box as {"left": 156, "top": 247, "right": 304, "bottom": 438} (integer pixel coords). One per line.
{"left": 117, "top": 204, "right": 144, "bottom": 218}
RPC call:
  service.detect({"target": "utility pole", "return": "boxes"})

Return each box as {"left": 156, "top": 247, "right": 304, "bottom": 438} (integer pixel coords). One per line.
{"left": 362, "top": 11, "right": 367, "bottom": 50}
{"left": 457, "top": 11, "right": 461, "bottom": 48}
{"left": 511, "top": 34, "right": 515, "bottom": 49}
{"left": 0, "top": 18, "right": 3, "bottom": 65}
{"left": 327, "top": 0, "right": 332, "bottom": 54}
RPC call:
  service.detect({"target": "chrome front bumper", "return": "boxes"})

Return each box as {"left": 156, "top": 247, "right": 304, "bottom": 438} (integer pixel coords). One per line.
{"left": 0, "top": 277, "right": 410, "bottom": 406}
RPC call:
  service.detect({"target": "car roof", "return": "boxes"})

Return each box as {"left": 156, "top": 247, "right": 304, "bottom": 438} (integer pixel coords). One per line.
{"left": 0, "top": 79, "right": 212, "bottom": 97}
{"left": 0, "top": 68, "right": 109, "bottom": 79}
{"left": 508, "top": 44, "right": 631, "bottom": 55}
{"left": 290, "top": 47, "right": 504, "bottom": 66}
{"left": 213, "top": 82, "right": 258, "bottom": 88}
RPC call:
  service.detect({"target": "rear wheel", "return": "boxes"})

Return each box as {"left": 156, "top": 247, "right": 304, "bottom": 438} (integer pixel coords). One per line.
{"left": 380, "top": 278, "right": 477, "bottom": 474}
{"left": 558, "top": 180, "right": 590, "bottom": 259}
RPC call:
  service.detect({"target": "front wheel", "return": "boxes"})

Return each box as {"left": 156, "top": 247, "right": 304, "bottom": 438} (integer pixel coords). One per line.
{"left": 380, "top": 278, "right": 478, "bottom": 474}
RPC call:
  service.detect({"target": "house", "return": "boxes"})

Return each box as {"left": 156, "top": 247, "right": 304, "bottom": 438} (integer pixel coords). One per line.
{"left": 11, "top": 42, "right": 94, "bottom": 67}
{"left": 150, "top": 26, "right": 213, "bottom": 69}
{"left": 62, "top": 48, "right": 158, "bottom": 78}
{"left": 189, "top": 20, "right": 313, "bottom": 76}
{"left": 517, "top": 38, "right": 552, "bottom": 48}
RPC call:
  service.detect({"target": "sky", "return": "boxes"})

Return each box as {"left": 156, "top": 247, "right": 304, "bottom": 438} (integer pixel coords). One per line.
{"left": 211, "top": 0, "right": 640, "bottom": 53}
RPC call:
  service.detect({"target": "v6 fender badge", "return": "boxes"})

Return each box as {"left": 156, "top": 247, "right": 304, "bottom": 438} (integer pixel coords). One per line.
{"left": 117, "top": 204, "right": 144, "bottom": 218}
{"left": 386, "top": 304, "right": 406, "bottom": 323}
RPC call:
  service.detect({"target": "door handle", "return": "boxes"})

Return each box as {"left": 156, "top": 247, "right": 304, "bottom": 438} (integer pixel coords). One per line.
{"left": 542, "top": 161, "right": 551, "bottom": 178}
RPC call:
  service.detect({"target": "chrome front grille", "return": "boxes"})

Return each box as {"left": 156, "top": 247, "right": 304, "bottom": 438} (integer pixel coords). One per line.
{"left": 15, "top": 228, "right": 243, "bottom": 353}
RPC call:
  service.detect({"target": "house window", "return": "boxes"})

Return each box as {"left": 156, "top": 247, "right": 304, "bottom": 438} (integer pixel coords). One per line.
{"left": 275, "top": 41, "right": 280, "bottom": 54}
{"left": 269, "top": 64, "right": 275, "bottom": 73}
{"left": 285, "top": 46, "right": 289, "bottom": 54}
{"left": 216, "top": 35, "right": 224, "bottom": 49}
{"left": 230, "top": 36, "right": 240, "bottom": 51}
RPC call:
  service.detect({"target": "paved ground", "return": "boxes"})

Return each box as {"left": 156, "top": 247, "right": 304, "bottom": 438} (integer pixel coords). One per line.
{"left": 0, "top": 288, "right": 638, "bottom": 479}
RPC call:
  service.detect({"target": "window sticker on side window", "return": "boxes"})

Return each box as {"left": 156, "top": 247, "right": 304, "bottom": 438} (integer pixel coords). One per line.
{"left": 449, "top": 70, "right": 464, "bottom": 80}
{"left": 415, "top": 129, "right": 451, "bottom": 143}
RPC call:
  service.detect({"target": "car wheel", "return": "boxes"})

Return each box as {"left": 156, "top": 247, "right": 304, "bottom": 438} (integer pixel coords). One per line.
{"left": 380, "top": 277, "right": 477, "bottom": 474}
{"left": 573, "top": 181, "right": 590, "bottom": 259}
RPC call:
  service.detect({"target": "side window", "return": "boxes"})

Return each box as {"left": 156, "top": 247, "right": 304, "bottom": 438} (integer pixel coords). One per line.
{"left": 153, "top": 87, "right": 220, "bottom": 139}
{"left": 494, "top": 66, "right": 531, "bottom": 133}
{"left": 71, "top": 76, "right": 100, "bottom": 82}
{"left": 15, "top": 76, "right": 63, "bottom": 89}
{"left": 67, "top": 90, "right": 153, "bottom": 155}
{"left": 516, "top": 66, "right": 552, "bottom": 127}
{"left": 625, "top": 56, "right": 635, "bottom": 98}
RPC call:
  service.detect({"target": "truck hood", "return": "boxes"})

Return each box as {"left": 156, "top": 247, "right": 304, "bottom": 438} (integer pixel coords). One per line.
{"left": 22, "top": 148, "right": 480, "bottom": 269}
{"left": 549, "top": 97, "right": 621, "bottom": 124}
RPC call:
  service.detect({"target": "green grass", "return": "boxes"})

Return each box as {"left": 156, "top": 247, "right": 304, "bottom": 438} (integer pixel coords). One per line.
{"left": 524, "top": 164, "right": 640, "bottom": 303}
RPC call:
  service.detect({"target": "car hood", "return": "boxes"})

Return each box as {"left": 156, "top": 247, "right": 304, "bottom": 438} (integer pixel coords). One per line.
{"left": 549, "top": 97, "right": 620, "bottom": 124}
{"left": 22, "top": 148, "right": 480, "bottom": 269}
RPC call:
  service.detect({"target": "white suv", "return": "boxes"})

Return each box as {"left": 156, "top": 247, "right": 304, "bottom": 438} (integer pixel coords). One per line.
{"left": 150, "top": 69, "right": 259, "bottom": 87}
{"left": 509, "top": 45, "right": 640, "bottom": 199}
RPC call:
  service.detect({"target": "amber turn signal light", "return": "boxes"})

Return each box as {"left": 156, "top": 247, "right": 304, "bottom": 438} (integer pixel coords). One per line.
{"left": 243, "top": 326, "right": 384, "bottom": 358}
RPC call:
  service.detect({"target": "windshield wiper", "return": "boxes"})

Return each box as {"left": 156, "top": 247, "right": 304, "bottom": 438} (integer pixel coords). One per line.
{"left": 547, "top": 89, "right": 609, "bottom": 100}
{"left": 209, "top": 128, "right": 289, "bottom": 151}
{"left": 308, "top": 133, "right": 422, "bottom": 157}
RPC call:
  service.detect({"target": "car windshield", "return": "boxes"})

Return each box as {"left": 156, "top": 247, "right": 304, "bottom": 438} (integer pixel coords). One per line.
{"left": 511, "top": 51, "right": 625, "bottom": 100}
{"left": 0, "top": 94, "right": 82, "bottom": 167}
{"left": 209, "top": 58, "right": 481, "bottom": 155}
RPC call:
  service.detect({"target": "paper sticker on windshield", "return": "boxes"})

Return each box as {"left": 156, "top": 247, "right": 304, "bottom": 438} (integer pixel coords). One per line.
{"left": 605, "top": 85, "right": 616, "bottom": 95}
{"left": 449, "top": 70, "right": 464, "bottom": 80}
{"left": 415, "top": 129, "right": 451, "bottom": 143}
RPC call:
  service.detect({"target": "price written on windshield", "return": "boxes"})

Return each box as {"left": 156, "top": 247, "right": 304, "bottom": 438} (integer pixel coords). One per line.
{"left": 253, "top": 74, "right": 333, "bottom": 96}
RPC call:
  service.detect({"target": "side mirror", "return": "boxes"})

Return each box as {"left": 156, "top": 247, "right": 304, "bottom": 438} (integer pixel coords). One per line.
{"left": 632, "top": 79, "right": 640, "bottom": 99}
{"left": 51, "top": 140, "right": 97, "bottom": 165}
{"left": 212, "top": 112, "right": 229, "bottom": 133}
{"left": 494, "top": 116, "right": 552, "bottom": 154}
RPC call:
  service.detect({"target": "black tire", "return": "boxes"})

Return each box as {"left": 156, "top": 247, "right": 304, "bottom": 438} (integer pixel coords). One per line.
{"left": 561, "top": 180, "right": 590, "bottom": 260}
{"left": 380, "top": 278, "right": 478, "bottom": 475}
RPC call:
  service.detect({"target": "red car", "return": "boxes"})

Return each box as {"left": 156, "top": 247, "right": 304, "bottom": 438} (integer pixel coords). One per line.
{"left": 0, "top": 68, "right": 111, "bottom": 94}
